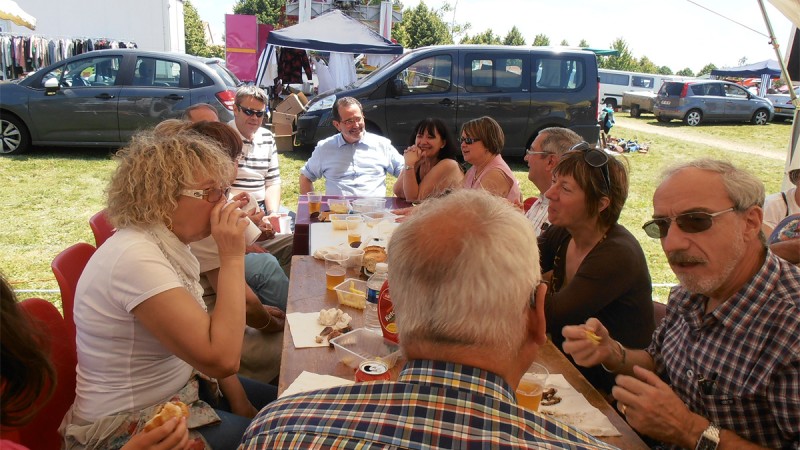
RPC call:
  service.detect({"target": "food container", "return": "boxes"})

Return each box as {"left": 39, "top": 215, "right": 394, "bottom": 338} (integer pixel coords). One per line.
{"left": 327, "top": 198, "right": 351, "bottom": 214}
{"left": 329, "top": 214, "right": 350, "bottom": 230}
{"left": 361, "top": 211, "right": 397, "bottom": 228}
{"left": 334, "top": 278, "right": 367, "bottom": 309}
{"left": 350, "top": 199, "right": 376, "bottom": 214}
{"left": 330, "top": 327, "right": 402, "bottom": 370}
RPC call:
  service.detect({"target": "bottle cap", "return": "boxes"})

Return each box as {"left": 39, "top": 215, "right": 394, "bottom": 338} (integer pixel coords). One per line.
{"left": 375, "top": 262, "right": 388, "bottom": 273}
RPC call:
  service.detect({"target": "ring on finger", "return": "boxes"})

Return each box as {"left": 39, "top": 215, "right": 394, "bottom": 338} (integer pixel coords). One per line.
{"left": 618, "top": 403, "right": 627, "bottom": 415}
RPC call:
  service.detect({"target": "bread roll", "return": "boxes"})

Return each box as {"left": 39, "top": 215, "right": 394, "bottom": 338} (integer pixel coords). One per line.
{"left": 363, "top": 246, "right": 387, "bottom": 273}
{"left": 143, "top": 401, "right": 190, "bottom": 431}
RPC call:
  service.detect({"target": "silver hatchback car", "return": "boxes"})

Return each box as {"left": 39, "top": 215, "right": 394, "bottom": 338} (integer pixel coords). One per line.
{"left": 0, "top": 49, "right": 240, "bottom": 155}
{"left": 653, "top": 80, "right": 774, "bottom": 126}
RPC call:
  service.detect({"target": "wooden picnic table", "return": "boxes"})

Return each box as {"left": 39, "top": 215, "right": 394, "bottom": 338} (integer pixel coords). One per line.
{"left": 279, "top": 255, "right": 648, "bottom": 449}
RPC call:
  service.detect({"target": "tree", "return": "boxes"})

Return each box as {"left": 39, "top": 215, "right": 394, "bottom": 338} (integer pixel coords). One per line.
{"left": 638, "top": 56, "right": 658, "bottom": 74}
{"left": 560, "top": 39, "right": 570, "bottom": 46}
{"left": 395, "top": 2, "right": 453, "bottom": 48}
{"left": 184, "top": 1, "right": 222, "bottom": 58}
{"left": 503, "top": 26, "right": 526, "bottom": 46}
{"left": 578, "top": 39, "right": 590, "bottom": 48}
{"left": 532, "top": 34, "right": 550, "bottom": 46}
{"left": 461, "top": 29, "right": 501, "bottom": 45}
{"left": 697, "top": 63, "right": 717, "bottom": 77}
{"left": 676, "top": 67, "right": 695, "bottom": 77}
{"left": 601, "top": 37, "right": 637, "bottom": 71}
{"left": 233, "top": 0, "right": 285, "bottom": 27}
{"left": 658, "top": 66, "right": 673, "bottom": 75}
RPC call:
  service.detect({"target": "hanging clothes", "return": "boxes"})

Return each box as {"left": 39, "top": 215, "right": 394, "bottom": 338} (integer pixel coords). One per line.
{"left": 328, "top": 52, "right": 356, "bottom": 90}
{"left": 277, "top": 47, "right": 312, "bottom": 84}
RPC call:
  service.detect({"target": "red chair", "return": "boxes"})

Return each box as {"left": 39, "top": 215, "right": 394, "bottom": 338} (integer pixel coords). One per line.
{"left": 89, "top": 209, "right": 115, "bottom": 247}
{"left": 12, "top": 298, "right": 78, "bottom": 450}
{"left": 523, "top": 196, "right": 538, "bottom": 213}
{"left": 51, "top": 243, "right": 96, "bottom": 341}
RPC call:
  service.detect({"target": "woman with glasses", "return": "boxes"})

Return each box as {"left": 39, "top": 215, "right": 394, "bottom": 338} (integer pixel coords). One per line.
{"left": 393, "top": 118, "right": 464, "bottom": 202}
{"left": 61, "top": 127, "right": 277, "bottom": 450}
{"left": 539, "top": 145, "right": 654, "bottom": 394}
{"left": 460, "top": 116, "right": 521, "bottom": 203}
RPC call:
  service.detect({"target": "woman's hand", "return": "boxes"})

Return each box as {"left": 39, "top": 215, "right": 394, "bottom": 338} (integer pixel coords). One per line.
{"left": 210, "top": 198, "right": 249, "bottom": 258}
{"left": 404, "top": 145, "right": 422, "bottom": 166}
{"left": 123, "top": 417, "right": 189, "bottom": 450}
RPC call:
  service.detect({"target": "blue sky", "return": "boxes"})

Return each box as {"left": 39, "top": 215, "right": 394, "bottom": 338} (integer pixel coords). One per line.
{"left": 193, "top": 0, "right": 794, "bottom": 73}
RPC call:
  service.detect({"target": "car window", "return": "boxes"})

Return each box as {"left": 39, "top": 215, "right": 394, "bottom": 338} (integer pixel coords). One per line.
{"left": 191, "top": 68, "right": 214, "bottom": 88}
{"left": 464, "top": 55, "right": 525, "bottom": 93}
{"left": 631, "top": 76, "right": 655, "bottom": 89}
{"left": 133, "top": 57, "right": 181, "bottom": 87}
{"left": 599, "top": 72, "right": 629, "bottom": 86}
{"left": 661, "top": 82, "right": 685, "bottom": 96}
{"left": 393, "top": 55, "right": 452, "bottom": 95}
{"left": 723, "top": 84, "right": 748, "bottom": 98}
{"left": 533, "top": 57, "right": 584, "bottom": 91}
{"left": 204, "top": 62, "right": 240, "bottom": 88}
{"left": 48, "top": 56, "right": 122, "bottom": 88}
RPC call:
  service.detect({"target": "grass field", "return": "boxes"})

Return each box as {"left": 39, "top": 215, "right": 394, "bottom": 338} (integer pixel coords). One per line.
{"left": 0, "top": 118, "right": 790, "bottom": 308}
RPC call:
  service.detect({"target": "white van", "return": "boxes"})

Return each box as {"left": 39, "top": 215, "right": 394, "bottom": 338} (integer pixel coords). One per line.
{"left": 598, "top": 68, "right": 690, "bottom": 109}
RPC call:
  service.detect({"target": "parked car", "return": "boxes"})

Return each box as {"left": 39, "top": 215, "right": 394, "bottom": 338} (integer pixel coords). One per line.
{"left": 653, "top": 80, "right": 774, "bottom": 126}
{"left": 0, "top": 49, "right": 240, "bottom": 155}
{"left": 296, "top": 45, "right": 600, "bottom": 157}
{"left": 765, "top": 86, "right": 799, "bottom": 121}
{"left": 622, "top": 90, "right": 657, "bottom": 117}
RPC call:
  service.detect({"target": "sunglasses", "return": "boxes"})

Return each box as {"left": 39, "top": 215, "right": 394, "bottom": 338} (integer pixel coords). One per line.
{"left": 642, "top": 207, "right": 735, "bottom": 239}
{"left": 459, "top": 137, "right": 481, "bottom": 145}
{"left": 568, "top": 141, "right": 611, "bottom": 195}
{"left": 181, "top": 186, "right": 231, "bottom": 203}
{"left": 237, "top": 105, "right": 266, "bottom": 118}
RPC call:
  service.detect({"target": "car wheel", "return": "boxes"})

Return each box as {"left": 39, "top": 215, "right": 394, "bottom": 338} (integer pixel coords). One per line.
{"left": 630, "top": 104, "right": 641, "bottom": 118}
{"left": 751, "top": 109, "right": 770, "bottom": 125}
{"left": 684, "top": 109, "right": 702, "bottom": 126}
{"left": 656, "top": 115, "right": 671, "bottom": 123}
{"left": 0, "top": 114, "right": 30, "bottom": 155}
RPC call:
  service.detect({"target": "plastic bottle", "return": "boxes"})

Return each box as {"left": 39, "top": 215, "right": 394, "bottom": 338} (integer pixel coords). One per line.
{"left": 365, "top": 263, "right": 388, "bottom": 333}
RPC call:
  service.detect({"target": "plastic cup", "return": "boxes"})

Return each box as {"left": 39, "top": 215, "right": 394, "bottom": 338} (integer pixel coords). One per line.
{"left": 324, "top": 252, "right": 347, "bottom": 291}
{"left": 516, "top": 362, "right": 549, "bottom": 411}
{"left": 345, "top": 216, "right": 363, "bottom": 247}
{"left": 343, "top": 248, "right": 365, "bottom": 277}
{"left": 278, "top": 214, "right": 292, "bottom": 234}
{"left": 307, "top": 192, "right": 322, "bottom": 216}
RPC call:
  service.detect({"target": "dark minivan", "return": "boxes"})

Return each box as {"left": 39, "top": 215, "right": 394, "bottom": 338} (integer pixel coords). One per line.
{"left": 296, "top": 45, "right": 600, "bottom": 157}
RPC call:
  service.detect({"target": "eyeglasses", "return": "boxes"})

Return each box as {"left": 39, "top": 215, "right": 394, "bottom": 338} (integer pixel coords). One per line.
{"left": 181, "top": 186, "right": 231, "bottom": 203}
{"left": 642, "top": 207, "right": 735, "bottom": 239}
{"left": 339, "top": 116, "right": 363, "bottom": 126}
{"left": 459, "top": 137, "right": 481, "bottom": 145}
{"left": 568, "top": 141, "right": 611, "bottom": 195}
{"left": 525, "top": 149, "right": 552, "bottom": 156}
{"left": 237, "top": 105, "right": 266, "bottom": 118}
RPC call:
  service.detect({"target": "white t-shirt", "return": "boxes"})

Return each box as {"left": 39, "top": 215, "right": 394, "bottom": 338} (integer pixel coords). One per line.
{"left": 764, "top": 187, "right": 800, "bottom": 230}
{"left": 525, "top": 197, "right": 550, "bottom": 237}
{"left": 72, "top": 228, "right": 194, "bottom": 421}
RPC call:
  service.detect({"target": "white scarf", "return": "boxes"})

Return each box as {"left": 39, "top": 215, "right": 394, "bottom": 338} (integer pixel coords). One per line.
{"left": 147, "top": 224, "right": 207, "bottom": 311}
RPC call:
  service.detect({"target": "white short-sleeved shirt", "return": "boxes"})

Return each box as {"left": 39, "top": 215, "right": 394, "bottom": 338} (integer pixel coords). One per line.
{"left": 72, "top": 228, "right": 195, "bottom": 420}
{"left": 764, "top": 187, "right": 799, "bottom": 230}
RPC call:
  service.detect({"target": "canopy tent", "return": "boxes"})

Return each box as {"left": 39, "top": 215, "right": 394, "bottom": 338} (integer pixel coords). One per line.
{"left": 255, "top": 9, "right": 402, "bottom": 89}
{"left": 710, "top": 59, "right": 782, "bottom": 77}
{"left": 0, "top": 0, "right": 36, "bottom": 30}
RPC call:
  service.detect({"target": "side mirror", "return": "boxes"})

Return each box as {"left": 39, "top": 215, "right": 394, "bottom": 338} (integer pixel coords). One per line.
{"left": 44, "top": 77, "right": 60, "bottom": 96}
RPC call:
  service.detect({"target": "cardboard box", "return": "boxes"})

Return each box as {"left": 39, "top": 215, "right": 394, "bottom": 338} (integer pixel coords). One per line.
{"left": 275, "top": 94, "right": 306, "bottom": 115}
{"left": 297, "top": 91, "right": 309, "bottom": 106}
{"left": 273, "top": 121, "right": 293, "bottom": 136}
{"left": 272, "top": 111, "right": 295, "bottom": 136}
{"left": 275, "top": 133, "right": 296, "bottom": 152}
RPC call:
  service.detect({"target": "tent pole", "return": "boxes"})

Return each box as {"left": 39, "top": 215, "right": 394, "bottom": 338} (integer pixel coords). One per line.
{"left": 758, "top": 0, "right": 798, "bottom": 189}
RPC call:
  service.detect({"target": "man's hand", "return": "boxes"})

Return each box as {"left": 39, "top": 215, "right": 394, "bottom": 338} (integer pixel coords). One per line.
{"left": 613, "top": 365, "right": 707, "bottom": 448}
{"left": 562, "top": 318, "right": 616, "bottom": 368}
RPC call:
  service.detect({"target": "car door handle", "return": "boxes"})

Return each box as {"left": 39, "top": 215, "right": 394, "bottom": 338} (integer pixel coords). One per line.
{"left": 95, "top": 93, "right": 115, "bottom": 100}
{"left": 165, "top": 94, "right": 184, "bottom": 101}
{"left": 439, "top": 98, "right": 454, "bottom": 106}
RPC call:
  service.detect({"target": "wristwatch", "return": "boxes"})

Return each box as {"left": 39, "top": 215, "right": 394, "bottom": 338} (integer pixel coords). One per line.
{"left": 403, "top": 165, "right": 414, "bottom": 171}
{"left": 695, "top": 423, "right": 720, "bottom": 450}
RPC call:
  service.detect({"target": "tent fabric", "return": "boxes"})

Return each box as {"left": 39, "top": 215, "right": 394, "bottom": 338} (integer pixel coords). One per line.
{"left": 710, "top": 59, "right": 782, "bottom": 77}
{"left": 266, "top": 10, "right": 402, "bottom": 55}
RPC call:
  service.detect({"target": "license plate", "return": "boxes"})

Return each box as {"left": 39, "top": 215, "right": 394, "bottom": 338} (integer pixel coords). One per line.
{"left": 775, "top": 107, "right": 785, "bottom": 113}
{"left": 661, "top": 100, "right": 671, "bottom": 106}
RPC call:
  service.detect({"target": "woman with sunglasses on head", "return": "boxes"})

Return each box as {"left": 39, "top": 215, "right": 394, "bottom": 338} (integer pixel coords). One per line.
{"left": 460, "top": 116, "right": 522, "bottom": 204}
{"left": 393, "top": 118, "right": 464, "bottom": 202}
{"left": 60, "top": 127, "right": 278, "bottom": 450}
{"left": 539, "top": 143, "right": 654, "bottom": 394}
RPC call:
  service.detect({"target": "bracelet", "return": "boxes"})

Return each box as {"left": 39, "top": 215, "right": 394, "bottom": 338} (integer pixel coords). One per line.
{"left": 403, "top": 164, "right": 415, "bottom": 171}
{"left": 601, "top": 340, "right": 626, "bottom": 373}
{"left": 255, "top": 312, "right": 272, "bottom": 330}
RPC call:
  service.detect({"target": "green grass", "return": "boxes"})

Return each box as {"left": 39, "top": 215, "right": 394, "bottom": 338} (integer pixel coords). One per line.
{"left": 0, "top": 121, "right": 789, "bottom": 306}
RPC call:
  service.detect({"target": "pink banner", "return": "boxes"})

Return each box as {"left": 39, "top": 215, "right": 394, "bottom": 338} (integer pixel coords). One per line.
{"left": 226, "top": 14, "right": 258, "bottom": 82}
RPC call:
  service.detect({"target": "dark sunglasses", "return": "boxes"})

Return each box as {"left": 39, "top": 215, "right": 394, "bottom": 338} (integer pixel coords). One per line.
{"left": 568, "top": 141, "right": 611, "bottom": 195}
{"left": 642, "top": 207, "right": 735, "bottom": 239}
{"left": 459, "top": 137, "right": 480, "bottom": 144}
{"left": 237, "top": 104, "right": 266, "bottom": 118}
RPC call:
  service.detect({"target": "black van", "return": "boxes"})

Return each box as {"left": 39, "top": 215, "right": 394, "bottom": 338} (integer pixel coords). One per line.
{"left": 295, "top": 45, "right": 600, "bottom": 157}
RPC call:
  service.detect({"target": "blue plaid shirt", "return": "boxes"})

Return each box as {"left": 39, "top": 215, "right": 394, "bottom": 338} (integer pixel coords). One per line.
{"left": 647, "top": 251, "right": 800, "bottom": 449}
{"left": 240, "top": 360, "right": 617, "bottom": 449}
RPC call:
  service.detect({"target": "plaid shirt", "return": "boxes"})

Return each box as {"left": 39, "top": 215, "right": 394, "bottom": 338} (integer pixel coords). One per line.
{"left": 647, "top": 251, "right": 800, "bottom": 449}
{"left": 240, "top": 360, "right": 618, "bottom": 449}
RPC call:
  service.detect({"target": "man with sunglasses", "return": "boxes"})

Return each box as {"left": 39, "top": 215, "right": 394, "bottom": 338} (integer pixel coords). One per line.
{"left": 299, "top": 97, "right": 404, "bottom": 196}
{"left": 523, "top": 127, "right": 582, "bottom": 235}
{"left": 562, "top": 159, "right": 800, "bottom": 450}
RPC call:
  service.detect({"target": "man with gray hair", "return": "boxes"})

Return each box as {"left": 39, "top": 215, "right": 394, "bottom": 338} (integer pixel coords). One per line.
{"left": 240, "top": 190, "right": 615, "bottom": 449}
{"left": 563, "top": 159, "right": 800, "bottom": 449}
{"left": 182, "top": 103, "right": 219, "bottom": 123}
{"left": 523, "top": 127, "right": 582, "bottom": 235}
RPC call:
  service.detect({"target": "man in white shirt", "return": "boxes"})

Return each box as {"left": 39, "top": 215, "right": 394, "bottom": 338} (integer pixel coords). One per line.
{"left": 523, "top": 127, "right": 582, "bottom": 236}
{"left": 299, "top": 97, "right": 404, "bottom": 196}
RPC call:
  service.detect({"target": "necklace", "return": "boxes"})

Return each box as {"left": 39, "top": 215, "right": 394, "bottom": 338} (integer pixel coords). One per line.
{"left": 471, "top": 162, "right": 489, "bottom": 188}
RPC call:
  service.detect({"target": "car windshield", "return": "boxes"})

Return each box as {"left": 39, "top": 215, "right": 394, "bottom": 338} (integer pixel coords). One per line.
{"left": 207, "top": 61, "right": 240, "bottom": 88}
{"left": 349, "top": 53, "right": 408, "bottom": 89}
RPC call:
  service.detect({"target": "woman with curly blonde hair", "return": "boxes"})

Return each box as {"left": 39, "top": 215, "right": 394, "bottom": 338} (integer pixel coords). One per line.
{"left": 61, "top": 126, "right": 277, "bottom": 450}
